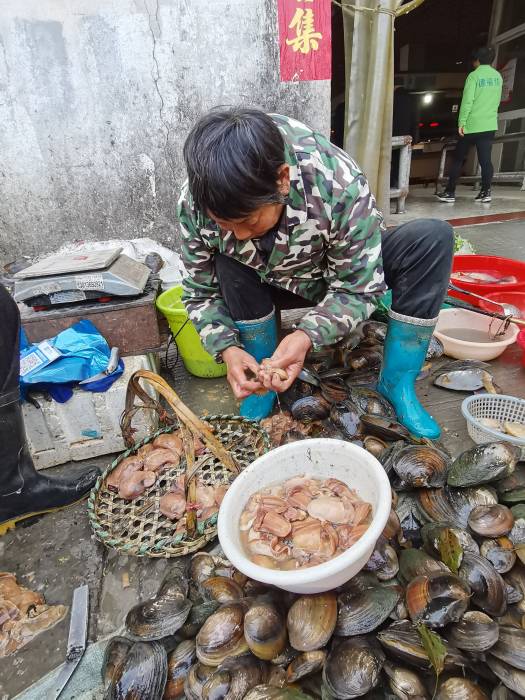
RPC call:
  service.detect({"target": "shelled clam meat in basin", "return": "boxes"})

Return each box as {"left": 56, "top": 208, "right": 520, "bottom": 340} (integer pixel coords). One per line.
{"left": 240, "top": 476, "right": 372, "bottom": 570}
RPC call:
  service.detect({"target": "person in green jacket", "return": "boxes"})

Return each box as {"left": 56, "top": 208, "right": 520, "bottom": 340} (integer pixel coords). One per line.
{"left": 437, "top": 47, "right": 502, "bottom": 204}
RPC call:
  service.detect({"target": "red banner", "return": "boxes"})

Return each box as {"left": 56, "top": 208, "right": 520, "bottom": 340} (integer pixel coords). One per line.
{"left": 277, "top": 0, "right": 332, "bottom": 82}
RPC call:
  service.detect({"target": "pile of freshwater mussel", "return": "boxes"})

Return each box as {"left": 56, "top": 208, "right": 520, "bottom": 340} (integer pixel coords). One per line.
{"left": 101, "top": 320, "right": 525, "bottom": 698}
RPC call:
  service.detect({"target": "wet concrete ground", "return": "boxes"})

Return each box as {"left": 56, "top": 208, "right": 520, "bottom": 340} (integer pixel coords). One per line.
{"left": 2, "top": 217, "right": 525, "bottom": 697}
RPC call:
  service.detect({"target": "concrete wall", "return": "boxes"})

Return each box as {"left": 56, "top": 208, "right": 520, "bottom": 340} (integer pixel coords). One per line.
{"left": 0, "top": 0, "right": 330, "bottom": 263}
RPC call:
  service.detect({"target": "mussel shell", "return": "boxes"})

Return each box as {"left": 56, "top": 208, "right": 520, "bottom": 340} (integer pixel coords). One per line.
{"left": 322, "top": 637, "right": 384, "bottom": 699}
{"left": 416, "top": 486, "right": 498, "bottom": 528}
{"left": 406, "top": 573, "right": 470, "bottom": 628}
{"left": 180, "top": 601, "right": 220, "bottom": 638}
{"left": 458, "top": 552, "right": 507, "bottom": 617}
{"left": 164, "top": 640, "right": 196, "bottom": 700}
{"left": 436, "top": 677, "right": 489, "bottom": 700}
{"left": 201, "top": 669, "right": 230, "bottom": 700}
{"left": 244, "top": 685, "right": 314, "bottom": 699}
{"left": 376, "top": 545, "right": 400, "bottom": 582}
{"left": 113, "top": 641, "right": 167, "bottom": 700}
{"left": 286, "top": 650, "right": 326, "bottom": 683}
{"left": 398, "top": 548, "right": 450, "bottom": 586}
{"left": 360, "top": 320, "right": 387, "bottom": 344}
{"left": 290, "top": 395, "right": 331, "bottom": 422}
{"left": 364, "top": 436, "right": 388, "bottom": 459}
{"left": 391, "top": 445, "right": 450, "bottom": 489}
{"left": 320, "top": 377, "right": 350, "bottom": 404}
{"left": 506, "top": 583, "right": 523, "bottom": 605}
{"left": 421, "top": 521, "right": 480, "bottom": 559}
{"left": 447, "top": 442, "right": 518, "bottom": 488}
{"left": 125, "top": 594, "right": 192, "bottom": 641}
{"left": 190, "top": 553, "right": 217, "bottom": 588}
{"left": 287, "top": 592, "right": 337, "bottom": 652}
{"left": 497, "top": 468, "right": 525, "bottom": 503}
{"left": 184, "top": 662, "right": 215, "bottom": 700}
{"left": 426, "top": 335, "right": 444, "bottom": 359}
{"left": 360, "top": 415, "right": 410, "bottom": 441}
{"left": 347, "top": 387, "right": 396, "bottom": 418}
{"left": 490, "top": 625, "right": 525, "bottom": 670}
{"left": 480, "top": 538, "right": 517, "bottom": 574}
{"left": 102, "top": 636, "right": 133, "bottom": 692}
{"left": 383, "top": 661, "right": 428, "bottom": 699}
{"left": 329, "top": 400, "right": 363, "bottom": 439}
{"left": 244, "top": 599, "right": 287, "bottom": 661}
{"left": 196, "top": 602, "right": 249, "bottom": 666}
{"left": 468, "top": 504, "right": 515, "bottom": 538}
{"left": 201, "top": 576, "right": 244, "bottom": 604}
{"left": 336, "top": 583, "right": 401, "bottom": 636}
{"left": 447, "top": 610, "right": 499, "bottom": 652}
{"left": 492, "top": 683, "right": 522, "bottom": 700}
{"left": 377, "top": 620, "right": 467, "bottom": 671}
{"left": 487, "top": 656, "right": 525, "bottom": 697}
{"left": 218, "top": 655, "right": 268, "bottom": 699}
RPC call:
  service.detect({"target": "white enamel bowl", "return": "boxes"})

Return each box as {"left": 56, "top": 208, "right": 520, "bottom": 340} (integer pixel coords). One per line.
{"left": 217, "top": 438, "right": 391, "bottom": 594}
{"left": 434, "top": 308, "right": 519, "bottom": 361}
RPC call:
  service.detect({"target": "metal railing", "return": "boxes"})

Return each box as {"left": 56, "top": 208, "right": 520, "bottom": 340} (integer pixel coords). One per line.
{"left": 390, "top": 135, "right": 413, "bottom": 214}
{"left": 435, "top": 131, "right": 525, "bottom": 193}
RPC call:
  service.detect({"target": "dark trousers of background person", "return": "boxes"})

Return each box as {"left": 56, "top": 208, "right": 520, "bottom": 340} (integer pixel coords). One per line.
{"left": 446, "top": 131, "right": 496, "bottom": 192}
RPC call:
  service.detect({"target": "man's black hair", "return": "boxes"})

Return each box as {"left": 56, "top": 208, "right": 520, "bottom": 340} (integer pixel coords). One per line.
{"left": 472, "top": 46, "right": 495, "bottom": 65}
{"left": 183, "top": 107, "right": 287, "bottom": 220}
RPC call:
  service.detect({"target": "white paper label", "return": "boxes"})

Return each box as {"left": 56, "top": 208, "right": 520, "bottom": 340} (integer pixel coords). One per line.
{"left": 75, "top": 274, "right": 104, "bottom": 291}
{"left": 49, "top": 290, "right": 87, "bottom": 303}
{"left": 20, "top": 352, "right": 44, "bottom": 377}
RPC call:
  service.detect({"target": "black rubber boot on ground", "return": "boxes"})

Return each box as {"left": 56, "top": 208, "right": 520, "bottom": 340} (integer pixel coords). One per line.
{"left": 0, "top": 390, "right": 100, "bottom": 535}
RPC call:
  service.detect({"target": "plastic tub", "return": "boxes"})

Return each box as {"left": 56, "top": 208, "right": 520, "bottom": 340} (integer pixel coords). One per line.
{"left": 450, "top": 255, "right": 525, "bottom": 307}
{"left": 462, "top": 394, "right": 525, "bottom": 447}
{"left": 479, "top": 292, "right": 525, "bottom": 319}
{"left": 156, "top": 286, "right": 226, "bottom": 378}
{"left": 518, "top": 330, "right": 525, "bottom": 367}
{"left": 434, "top": 308, "right": 519, "bottom": 361}
{"left": 217, "top": 439, "right": 391, "bottom": 594}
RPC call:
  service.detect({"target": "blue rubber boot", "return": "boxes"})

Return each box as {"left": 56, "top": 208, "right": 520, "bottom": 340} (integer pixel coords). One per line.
{"left": 235, "top": 312, "right": 278, "bottom": 421}
{"left": 377, "top": 311, "right": 441, "bottom": 439}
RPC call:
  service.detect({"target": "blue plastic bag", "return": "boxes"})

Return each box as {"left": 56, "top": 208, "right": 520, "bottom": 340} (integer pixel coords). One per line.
{"left": 20, "top": 320, "right": 124, "bottom": 402}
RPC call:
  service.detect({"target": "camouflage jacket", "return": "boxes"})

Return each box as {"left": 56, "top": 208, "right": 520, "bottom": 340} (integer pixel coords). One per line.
{"left": 178, "top": 114, "right": 386, "bottom": 360}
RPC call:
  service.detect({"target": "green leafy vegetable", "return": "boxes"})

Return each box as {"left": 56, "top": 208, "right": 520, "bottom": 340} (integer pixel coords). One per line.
{"left": 438, "top": 528, "right": 463, "bottom": 574}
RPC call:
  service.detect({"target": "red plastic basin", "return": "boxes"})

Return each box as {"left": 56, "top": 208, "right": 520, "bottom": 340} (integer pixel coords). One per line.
{"left": 479, "top": 292, "right": 525, "bottom": 318}
{"left": 451, "top": 255, "right": 525, "bottom": 307}
{"left": 517, "top": 329, "right": 525, "bottom": 366}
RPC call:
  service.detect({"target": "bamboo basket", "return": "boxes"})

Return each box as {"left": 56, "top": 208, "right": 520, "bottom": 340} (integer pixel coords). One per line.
{"left": 87, "top": 370, "right": 269, "bottom": 557}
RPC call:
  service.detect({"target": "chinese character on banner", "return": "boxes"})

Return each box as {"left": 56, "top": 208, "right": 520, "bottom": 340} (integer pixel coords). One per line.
{"left": 277, "top": 0, "right": 332, "bottom": 82}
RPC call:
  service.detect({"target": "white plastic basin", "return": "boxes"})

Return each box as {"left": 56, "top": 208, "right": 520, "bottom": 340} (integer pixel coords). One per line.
{"left": 434, "top": 308, "right": 519, "bottom": 361}
{"left": 217, "top": 438, "right": 391, "bottom": 594}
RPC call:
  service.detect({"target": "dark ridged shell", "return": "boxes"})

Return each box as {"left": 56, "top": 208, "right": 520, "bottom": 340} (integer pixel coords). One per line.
{"left": 114, "top": 641, "right": 167, "bottom": 700}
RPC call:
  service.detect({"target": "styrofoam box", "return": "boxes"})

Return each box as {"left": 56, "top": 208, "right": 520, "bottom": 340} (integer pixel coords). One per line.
{"left": 23, "top": 354, "right": 159, "bottom": 469}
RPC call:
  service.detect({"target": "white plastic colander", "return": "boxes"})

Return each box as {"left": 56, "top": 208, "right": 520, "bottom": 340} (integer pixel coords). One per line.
{"left": 461, "top": 394, "right": 525, "bottom": 446}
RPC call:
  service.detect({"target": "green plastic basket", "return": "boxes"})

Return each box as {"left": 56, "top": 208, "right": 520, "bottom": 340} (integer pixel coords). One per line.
{"left": 156, "top": 286, "right": 226, "bottom": 378}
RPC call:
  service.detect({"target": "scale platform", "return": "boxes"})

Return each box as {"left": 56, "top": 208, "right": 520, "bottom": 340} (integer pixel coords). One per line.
{"left": 14, "top": 249, "right": 151, "bottom": 308}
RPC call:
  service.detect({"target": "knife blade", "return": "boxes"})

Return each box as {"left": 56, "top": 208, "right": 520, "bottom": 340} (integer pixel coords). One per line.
{"left": 51, "top": 584, "right": 89, "bottom": 699}
{"left": 79, "top": 347, "right": 120, "bottom": 385}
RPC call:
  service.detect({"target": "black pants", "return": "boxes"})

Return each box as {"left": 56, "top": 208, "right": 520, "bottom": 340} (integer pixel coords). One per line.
{"left": 447, "top": 131, "right": 495, "bottom": 192}
{"left": 0, "top": 285, "right": 20, "bottom": 396}
{"left": 215, "top": 218, "right": 454, "bottom": 325}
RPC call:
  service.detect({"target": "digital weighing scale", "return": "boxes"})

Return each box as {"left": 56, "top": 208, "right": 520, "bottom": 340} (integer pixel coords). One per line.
{"left": 14, "top": 248, "right": 151, "bottom": 309}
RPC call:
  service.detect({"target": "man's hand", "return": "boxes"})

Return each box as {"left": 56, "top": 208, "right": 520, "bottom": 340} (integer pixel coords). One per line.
{"left": 259, "top": 330, "right": 312, "bottom": 393}
{"left": 458, "top": 126, "right": 465, "bottom": 137}
{"left": 222, "top": 346, "right": 263, "bottom": 399}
